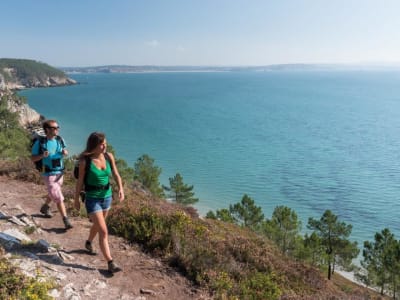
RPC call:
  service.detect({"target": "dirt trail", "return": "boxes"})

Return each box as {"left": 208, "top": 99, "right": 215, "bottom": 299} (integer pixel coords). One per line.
{"left": 0, "top": 176, "right": 210, "bottom": 300}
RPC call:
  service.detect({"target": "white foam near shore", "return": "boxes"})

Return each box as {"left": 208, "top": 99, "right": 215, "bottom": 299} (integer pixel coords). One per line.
{"left": 336, "top": 269, "right": 364, "bottom": 285}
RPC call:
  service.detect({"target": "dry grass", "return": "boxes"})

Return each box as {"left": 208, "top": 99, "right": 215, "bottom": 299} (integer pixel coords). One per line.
{"left": 107, "top": 192, "right": 384, "bottom": 299}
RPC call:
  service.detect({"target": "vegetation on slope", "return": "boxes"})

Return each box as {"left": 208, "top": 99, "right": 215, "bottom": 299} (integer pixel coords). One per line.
{"left": 0, "top": 58, "right": 65, "bottom": 83}
{"left": 0, "top": 94, "right": 30, "bottom": 160}
{"left": 0, "top": 91, "right": 395, "bottom": 299}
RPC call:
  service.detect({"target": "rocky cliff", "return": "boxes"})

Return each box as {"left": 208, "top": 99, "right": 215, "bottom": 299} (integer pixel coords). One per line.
{"left": 0, "top": 66, "right": 76, "bottom": 91}
{"left": 0, "top": 91, "right": 42, "bottom": 126}
{"left": 0, "top": 59, "right": 77, "bottom": 126}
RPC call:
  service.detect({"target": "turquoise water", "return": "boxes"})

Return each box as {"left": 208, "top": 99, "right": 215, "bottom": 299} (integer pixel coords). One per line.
{"left": 20, "top": 71, "right": 400, "bottom": 246}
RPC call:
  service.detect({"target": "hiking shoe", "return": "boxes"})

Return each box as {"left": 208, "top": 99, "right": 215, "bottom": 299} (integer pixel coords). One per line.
{"left": 108, "top": 260, "right": 122, "bottom": 274}
{"left": 40, "top": 203, "right": 52, "bottom": 218}
{"left": 85, "top": 240, "right": 96, "bottom": 255}
{"left": 63, "top": 217, "right": 73, "bottom": 230}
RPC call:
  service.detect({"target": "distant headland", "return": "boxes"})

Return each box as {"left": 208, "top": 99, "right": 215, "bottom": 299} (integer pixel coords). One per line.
{"left": 0, "top": 58, "right": 76, "bottom": 91}
{"left": 60, "top": 63, "right": 400, "bottom": 74}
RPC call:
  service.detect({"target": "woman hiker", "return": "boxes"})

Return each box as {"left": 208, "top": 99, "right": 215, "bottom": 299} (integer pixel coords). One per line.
{"left": 74, "top": 132, "right": 124, "bottom": 273}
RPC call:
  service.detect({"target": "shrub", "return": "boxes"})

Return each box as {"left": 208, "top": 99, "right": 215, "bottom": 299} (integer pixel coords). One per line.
{"left": 237, "top": 271, "right": 281, "bottom": 300}
{"left": 0, "top": 254, "right": 55, "bottom": 300}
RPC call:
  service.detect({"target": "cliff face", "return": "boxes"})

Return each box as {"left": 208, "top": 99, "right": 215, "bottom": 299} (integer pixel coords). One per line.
{"left": 0, "top": 67, "right": 76, "bottom": 90}
{"left": 0, "top": 59, "right": 77, "bottom": 126}
{"left": 8, "top": 96, "right": 42, "bottom": 126}
{"left": 0, "top": 91, "right": 42, "bottom": 126}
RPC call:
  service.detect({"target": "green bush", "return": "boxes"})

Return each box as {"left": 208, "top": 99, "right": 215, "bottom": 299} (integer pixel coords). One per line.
{"left": 108, "top": 200, "right": 286, "bottom": 299}
{"left": 0, "top": 256, "right": 55, "bottom": 300}
{"left": 237, "top": 272, "right": 281, "bottom": 300}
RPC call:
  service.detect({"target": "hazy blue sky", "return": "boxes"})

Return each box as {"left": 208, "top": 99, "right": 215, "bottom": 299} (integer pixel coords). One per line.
{"left": 2, "top": 0, "right": 400, "bottom": 67}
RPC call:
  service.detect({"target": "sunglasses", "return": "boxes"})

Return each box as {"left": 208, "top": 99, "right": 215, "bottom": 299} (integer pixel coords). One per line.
{"left": 48, "top": 126, "right": 60, "bottom": 130}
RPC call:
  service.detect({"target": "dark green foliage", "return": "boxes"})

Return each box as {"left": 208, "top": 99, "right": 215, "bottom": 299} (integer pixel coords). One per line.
{"left": 238, "top": 272, "right": 281, "bottom": 300}
{"left": 163, "top": 173, "right": 199, "bottom": 206}
{"left": 229, "top": 194, "right": 264, "bottom": 231}
{"left": 307, "top": 210, "right": 359, "bottom": 280}
{"left": 134, "top": 154, "right": 164, "bottom": 196}
{"left": 262, "top": 205, "right": 302, "bottom": 254}
{"left": 0, "top": 95, "right": 30, "bottom": 159}
{"left": 303, "top": 232, "right": 325, "bottom": 266}
{"left": 359, "top": 228, "right": 400, "bottom": 297}
{"left": 206, "top": 208, "right": 236, "bottom": 223}
{"left": 0, "top": 58, "right": 65, "bottom": 83}
{"left": 206, "top": 195, "right": 264, "bottom": 231}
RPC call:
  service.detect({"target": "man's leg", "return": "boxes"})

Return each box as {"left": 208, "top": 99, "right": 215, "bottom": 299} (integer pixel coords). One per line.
{"left": 40, "top": 176, "right": 53, "bottom": 217}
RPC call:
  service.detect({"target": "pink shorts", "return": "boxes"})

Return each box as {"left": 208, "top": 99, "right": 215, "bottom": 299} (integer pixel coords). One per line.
{"left": 43, "top": 174, "right": 64, "bottom": 204}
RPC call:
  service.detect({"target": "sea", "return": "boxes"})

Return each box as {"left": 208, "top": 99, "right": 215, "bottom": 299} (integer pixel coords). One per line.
{"left": 20, "top": 70, "right": 400, "bottom": 249}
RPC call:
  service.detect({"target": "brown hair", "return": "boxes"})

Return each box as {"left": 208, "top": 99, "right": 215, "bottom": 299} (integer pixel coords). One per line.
{"left": 42, "top": 119, "right": 58, "bottom": 133}
{"left": 79, "top": 132, "right": 106, "bottom": 159}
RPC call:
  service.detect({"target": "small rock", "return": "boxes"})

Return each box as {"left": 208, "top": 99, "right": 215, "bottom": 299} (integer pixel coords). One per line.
{"left": 3, "top": 228, "right": 32, "bottom": 242}
{"left": 58, "top": 250, "right": 75, "bottom": 261}
{"left": 20, "top": 216, "right": 35, "bottom": 227}
{"left": 14, "top": 204, "right": 24, "bottom": 212}
{"left": 56, "top": 272, "right": 67, "bottom": 281}
{"left": 48, "top": 289, "right": 61, "bottom": 298}
{"left": 63, "top": 283, "right": 81, "bottom": 300}
{"left": 0, "top": 210, "right": 9, "bottom": 219}
{"left": 9, "top": 216, "right": 26, "bottom": 226}
{"left": 140, "top": 288, "right": 157, "bottom": 295}
{"left": 0, "top": 232, "right": 20, "bottom": 249}
{"left": 22, "top": 251, "right": 39, "bottom": 260}
{"left": 36, "top": 239, "right": 51, "bottom": 252}
{"left": 93, "top": 279, "right": 107, "bottom": 289}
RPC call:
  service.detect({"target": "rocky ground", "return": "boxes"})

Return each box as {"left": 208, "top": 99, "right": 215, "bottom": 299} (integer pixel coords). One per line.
{"left": 0, "top": 176, "right": 211, "bottom": 300}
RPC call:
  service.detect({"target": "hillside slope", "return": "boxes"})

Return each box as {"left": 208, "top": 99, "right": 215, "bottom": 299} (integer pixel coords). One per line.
{"left": 0, "top": 175, "right": 210, "bottom": 299}
{"left": 0, "top": 58, "right": 76, "bottom": 91}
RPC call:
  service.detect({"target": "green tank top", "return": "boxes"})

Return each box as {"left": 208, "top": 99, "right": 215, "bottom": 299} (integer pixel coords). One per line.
{"left": 85, "top": 159, "right": 112, "bottom": 198}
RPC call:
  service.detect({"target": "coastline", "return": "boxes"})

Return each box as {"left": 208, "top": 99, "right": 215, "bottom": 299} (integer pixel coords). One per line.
{"left": 336, "top": 269, "right": 363, "bottom": 286}
{"left": 7, "top": 85, "right": 380, "bottom": 298}
{"left": 20, "top": 72, "right": 398, "bottom": 293}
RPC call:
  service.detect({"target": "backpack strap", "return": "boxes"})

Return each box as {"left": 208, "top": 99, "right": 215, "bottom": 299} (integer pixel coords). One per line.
{"left": 104, "top": 152, "right": 113, "bottom": 172}
{"left": 55, "top": 135, "right": 66, "bottom": 149}
{"left": 83, "top": 155, "right": 91, "bottom": 184}
{"left": 37, "top": 136, "right": 47, "bottom": 154}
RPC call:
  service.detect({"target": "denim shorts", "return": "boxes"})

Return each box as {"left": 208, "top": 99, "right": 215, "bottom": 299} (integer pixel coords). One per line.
{"left": 85, "top": 196, "right": 112, "bottom": 214}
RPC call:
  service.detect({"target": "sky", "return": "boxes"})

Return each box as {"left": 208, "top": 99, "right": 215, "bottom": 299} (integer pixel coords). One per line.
{"left": 2, "top": 0, "right": 400, "bottom": 67}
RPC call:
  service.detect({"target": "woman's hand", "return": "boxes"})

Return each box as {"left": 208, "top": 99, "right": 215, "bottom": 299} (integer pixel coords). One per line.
{"left": 119, "top": 189, "right": 125, "bottom": 202}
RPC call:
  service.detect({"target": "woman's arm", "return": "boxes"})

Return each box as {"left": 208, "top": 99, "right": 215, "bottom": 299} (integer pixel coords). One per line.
{"left": 108, "top": 152, "right": 124, "bottom": 202}
{"left": 74, "top": 158, "right": 86, "bottom": 209}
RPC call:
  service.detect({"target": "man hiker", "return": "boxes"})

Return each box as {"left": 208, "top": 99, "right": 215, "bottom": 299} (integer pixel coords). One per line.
{"left": 31, "top": 119, "right": 73, "bottom": 229}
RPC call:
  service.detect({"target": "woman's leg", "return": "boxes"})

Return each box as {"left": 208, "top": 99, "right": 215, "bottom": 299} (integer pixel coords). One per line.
{"left": 87, "top": 214, "right": 98, "bottom": 242}
{"left": 90, "top": 211, "right": 112, "bottom": 262}
{"left": 87, "top": 209, "right": 110, "bottom": 242}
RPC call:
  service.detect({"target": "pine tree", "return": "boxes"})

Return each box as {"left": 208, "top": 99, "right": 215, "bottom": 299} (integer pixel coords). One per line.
{"left": 229, "top": 194, "right": 264, "bottom": 231}
{"left": 263, "top": 206, "right": 302, "bottom": 254}
{"left": 360, "top": 228, "right": 400, "bottom": 297}
{"left": 206, "top": 208, "right": 235, "bottom": 223}
{"left": 163, "top": 173, "right": 198, "bottom": 206}
{"left": 307, "top": 210, "right": 359, "bottom": 280}
{"left": 134, "top": 154, "right": 163, "bottom": 196}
